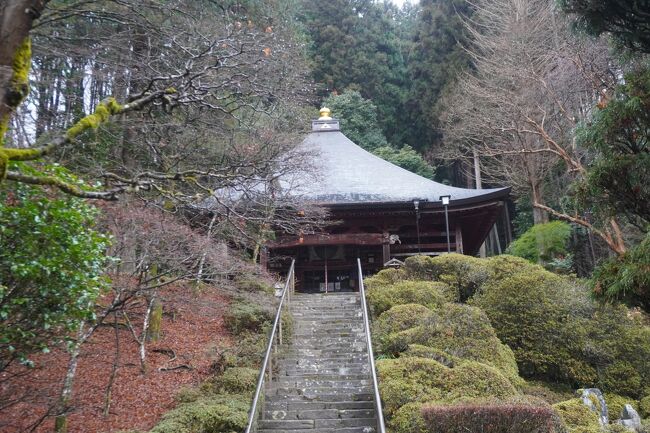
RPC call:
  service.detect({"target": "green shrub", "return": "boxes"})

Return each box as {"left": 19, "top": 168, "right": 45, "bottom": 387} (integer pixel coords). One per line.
{"left": 640, "top": 395, "right": 650, "bottom": 418}
{"left": 604, "top": 394, "right": 638, "bottom": 421}
{"left": 471, "top": 269, "right": 596, "bottom": 384}
{"left": 402, "top": 344, "right": 459, "bottom": 367}
{"left": 235, "top": 278, "right": 273, "bottom": 294}
{"left": 377, "top": 357, "right": 448, "bottom": 417}
{"left": 0, "top": 182, "right": 111, "bottom": 366}
{"left": 591, "top": 232, "right": 650, "bottom": 312}
{"left": 507, "top": 221, "right": 572, "bottom": 267}
{"left": 521, "top": 381, "right": 575, "bottom": 405}
{"left": 403, "top": 254, "right": 491, "bottom": 301}
{"left": 175, "top": 387, "right": 202, "bottom": 404}
{"left": 223, "top": 301, "right": 273, "bottom": 334}
{"left": 376, "top": 357, "right": 518, "bottom": 420}
{"left": 444, "top": 361, "right": 518, "bottom": 402}
{"left": 586, "top": 305, "right": 650, "bottom": 398}
{"left": 365, "top": 280, "right": 453, "bottom": 316}
{"left": 373, "top": 304, "right": 435, "bottom": 353}
{"left": 150, "top": 395, "right": 249, "bottom": 433}
{"left": 209, "top": 367, "right": 258, "bottom": 395}
{"left": 553, "top": 398, "right": 602, "bottom": 433}
{"left": 382, "top": 304, "right": 520, "bottom": 384}
{"left": 364, "top": 268, "right": 407, "bottom": 289}
{"left": 484, "top": 255, "right": 546, "bottom": 283}
{"left": 389, "top": 402, "right": 427, "bottom": 433}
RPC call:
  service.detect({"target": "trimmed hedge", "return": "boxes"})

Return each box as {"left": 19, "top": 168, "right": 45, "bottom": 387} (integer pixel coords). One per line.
{"left": 376, "top": 303, "right": 520, "bottom": 385}
{"left": 376, "top": 357, "right": 518, "bottom": 419}
{"left": 365, "top": 279, "right": 454, "bottom": 316}
{"left": 421, "top": 403, "right": 565, "bottom": 433}
{"left": 403, "top": 254, "right": 491, "bottom": 301}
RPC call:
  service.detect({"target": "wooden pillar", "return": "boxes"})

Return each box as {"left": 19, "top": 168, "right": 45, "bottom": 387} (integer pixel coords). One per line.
{"left": 382, "top": 231, "right": 391, "bottom": 265}
{"left": 455, "top": 226, "right": 464, "bottom": 254}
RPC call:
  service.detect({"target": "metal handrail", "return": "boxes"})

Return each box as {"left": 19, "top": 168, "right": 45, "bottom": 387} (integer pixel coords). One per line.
{"left": 245, "top": 259, "right": 295, "bottom": 433}
{"left": 357, "top": 258, "right": 386, "bottom": 433}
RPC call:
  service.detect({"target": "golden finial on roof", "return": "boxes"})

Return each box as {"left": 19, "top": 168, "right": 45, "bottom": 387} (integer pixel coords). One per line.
{"left": 319, "top": 107, "right": 332, "bottom": 120}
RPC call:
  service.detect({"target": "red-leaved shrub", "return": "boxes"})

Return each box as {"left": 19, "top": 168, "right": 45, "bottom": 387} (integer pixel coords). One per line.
{"left": 421, "top": 404, "right": 565, "bottom": 433}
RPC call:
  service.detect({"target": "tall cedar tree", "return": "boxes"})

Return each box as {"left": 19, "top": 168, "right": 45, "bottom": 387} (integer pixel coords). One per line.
{"left": 405, "top": 0, "right": 473, "bottom": 151}
{"left": 298, "top": 0, "right": 409, "bottom": 145}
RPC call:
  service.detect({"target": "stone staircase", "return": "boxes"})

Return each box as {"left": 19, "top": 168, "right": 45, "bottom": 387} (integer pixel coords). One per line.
{"left": 257, "top": 292, "right": 377, "bottom": 433}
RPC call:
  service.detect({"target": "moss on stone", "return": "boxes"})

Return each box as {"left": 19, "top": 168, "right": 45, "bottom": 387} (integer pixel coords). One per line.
{"left": 553, "top": 398, "right": 602, "bottom": 433}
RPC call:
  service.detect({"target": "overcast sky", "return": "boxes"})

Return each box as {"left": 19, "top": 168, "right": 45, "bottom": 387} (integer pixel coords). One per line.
{"left": 389, "top": 0, "right": 418, "bottom": 7}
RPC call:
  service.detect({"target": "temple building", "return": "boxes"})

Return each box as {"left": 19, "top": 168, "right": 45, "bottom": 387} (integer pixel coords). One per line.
{"left": 264, "top": 109, "right": 510, "bottom": 292}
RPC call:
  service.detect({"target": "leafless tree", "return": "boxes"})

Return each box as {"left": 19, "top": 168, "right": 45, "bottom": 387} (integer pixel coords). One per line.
{"left": 441, "top": 0, "right": 626, "bottom": 254}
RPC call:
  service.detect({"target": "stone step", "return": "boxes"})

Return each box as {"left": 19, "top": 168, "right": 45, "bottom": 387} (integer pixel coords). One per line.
{"left": 264, "top": 393, "right": 373, "bottom": 403}
{"left": 281, "top": 348, "right": 368, "bottom": 357}
{"left": 271, "top": 379, "right": 372, "bottom": 388}
{"left": 267, "top": 387, "right": 373, "bottom": 397}
{"left": 264, "top": 400, "right": 375, "bottom": 411}
{"left": 270, "top": 373, "right": 370, "bottom": 381}
{"left": 280, "top": 367, "right": 370, "bottom": 376}
{"left": 258, "top": 428, "right": 375, "bottom": 433}
{"left": 280, "top": 355, "right": 368, "bottom": 363}
{"left": 259, "top": 417, "right": 377, "bottom": 430}
{"left": 264, "top": 408, "right": 376, "bottom": 421}
{"left": 277, "top": 361, "right": 367, "bottom": 371}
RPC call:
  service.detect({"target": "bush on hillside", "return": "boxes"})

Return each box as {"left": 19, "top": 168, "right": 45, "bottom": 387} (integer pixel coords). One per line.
{"left": 421, "top": 403, "right": 565, "bottom": 433}
{"left": 403, "top": 254, "right": 491, "bottom": 301}
{"left": 208, "top": 367, "right": 258, "bottom": 395}
{"left": 591, "top": 232, "right": 650, "bottom": 312}
{"left": 552, "top": 398, "right": 602, "bottom": 433}
{"left": 484, "top": 254, "right": 546, "bottom": 282}
{"left": 507, "top": 221, "right": 572, "bottom": 269}
{"left": 150, "top": 395, "right": 249, "bottom": 433}
{"left": 365, "top": 280, "right": 453, "bottom": 316}
{"left": 380, "top": 303, "right": 520, "bottom": 384}
{"left": 471, "top": 269, "right": 595, "bottom": 384}
{"left": 604, "top": 393, "right": 639, "bottom": 421}
{"left": 376, "top": 357, "right": 518, "bottom": 419}
{"left": 223, "top": 300, "right": 273, "bottom": 334}
{"left": 373, "top": 304, "right": 435, "bottom": 352}
{"left": 639, "top": 395, "right": 650, "bottom": 418}
{"left": 402, "top": 344, "right": 459, "bottom": 367}
{"left": 473, "top": 266, "right": 650, "bottom": 397}
{"left": 389, "top": 402, "right": 428, "bottom": 433}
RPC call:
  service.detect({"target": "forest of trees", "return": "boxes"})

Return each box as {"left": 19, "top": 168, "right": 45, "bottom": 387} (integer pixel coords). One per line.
{"left": 1, "top": 0, "right": 649, "bottom": 431}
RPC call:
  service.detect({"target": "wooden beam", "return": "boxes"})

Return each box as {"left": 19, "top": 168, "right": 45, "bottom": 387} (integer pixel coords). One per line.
{"left": 268, "top": 233, "right": 384, "bottom": 248}
{"left": 391, "top": 243, "right": 450, "bottom": 251}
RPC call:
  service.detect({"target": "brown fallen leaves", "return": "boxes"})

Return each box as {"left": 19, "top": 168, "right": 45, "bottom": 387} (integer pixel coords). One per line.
{"left": 0, "top": 282, "right": 232, "bottom": 433}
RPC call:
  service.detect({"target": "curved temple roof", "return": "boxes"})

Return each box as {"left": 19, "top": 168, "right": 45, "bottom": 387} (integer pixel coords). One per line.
{"left": 290, "top": 119, "right": 509, "bottom": 207}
